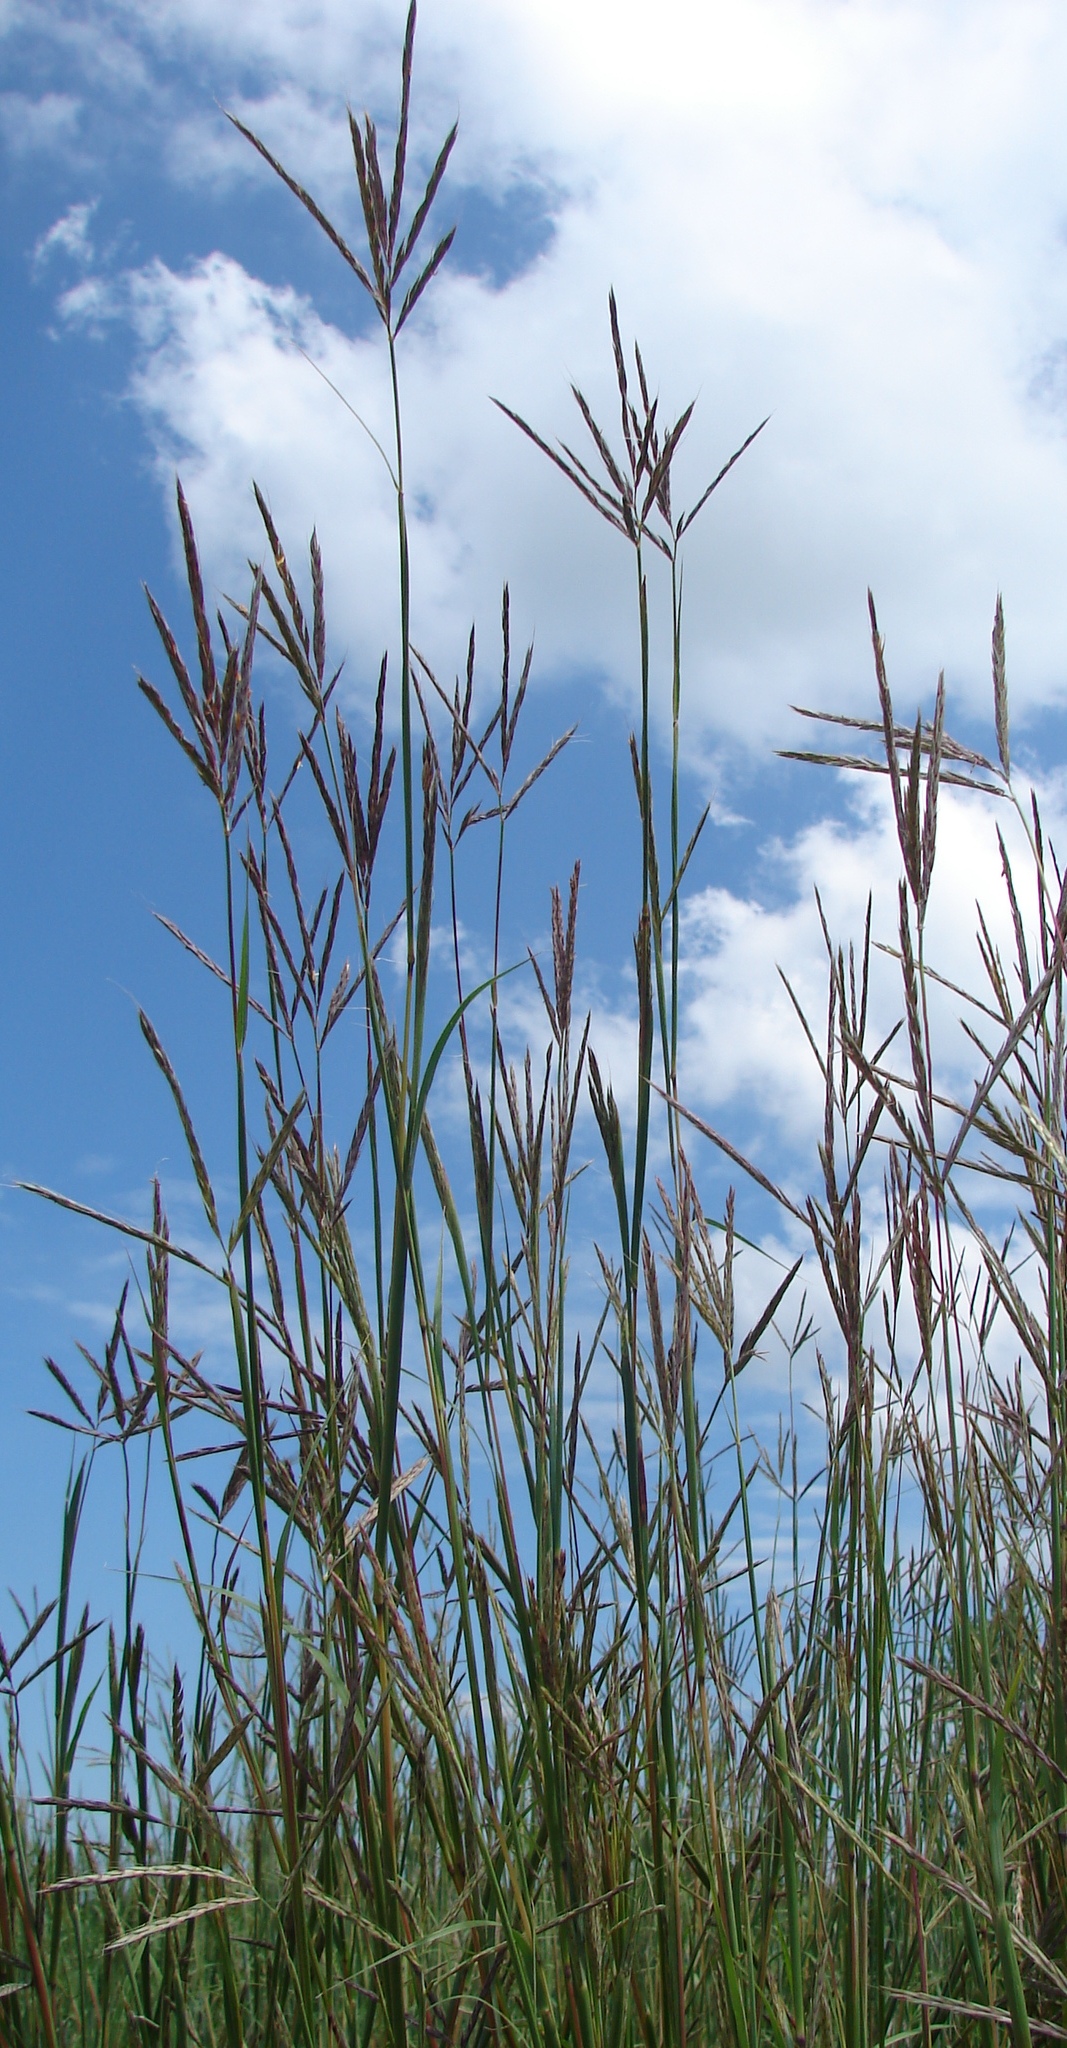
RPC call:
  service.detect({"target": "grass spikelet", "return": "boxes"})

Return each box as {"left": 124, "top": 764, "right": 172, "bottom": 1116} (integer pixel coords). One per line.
{"left": 12, "top": 14, "right": 1067, "bottom": 2048}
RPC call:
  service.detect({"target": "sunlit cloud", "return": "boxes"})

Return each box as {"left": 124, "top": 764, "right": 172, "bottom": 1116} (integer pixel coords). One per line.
{"left": 27, "top": 0, "right": 1067, "bottom": 775}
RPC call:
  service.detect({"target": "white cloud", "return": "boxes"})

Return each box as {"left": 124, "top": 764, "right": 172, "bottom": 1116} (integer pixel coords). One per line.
{"left": 165, "top": 86, "right": 353, "bottom": 198}
{"left": 33, "top": 198, "right": 96, "bottom": 274}
{"left": 0, "top": 89, "right": 80, "bottom": 156}
{"left": 56, "top": 272, "right": 119, "bottom": 335}
{"left": 31, "top": 0, "right": 1067, "bottom": 766}
{"left": 24, "top": 1, "right": 1067, "bottom": 1426}
{"left": 676, "top": 765, "right": 1067, "bottom": 1181}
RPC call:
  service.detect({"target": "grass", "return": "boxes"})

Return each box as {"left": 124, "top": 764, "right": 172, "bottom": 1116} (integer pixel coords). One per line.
{"left": 4, "top": 8, "right": 1067, "bottom": 2043}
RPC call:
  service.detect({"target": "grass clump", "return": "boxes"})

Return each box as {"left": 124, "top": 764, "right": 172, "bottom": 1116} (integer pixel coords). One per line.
{"left": 5, "top": 10, "right": 1067, "bottom": 2046}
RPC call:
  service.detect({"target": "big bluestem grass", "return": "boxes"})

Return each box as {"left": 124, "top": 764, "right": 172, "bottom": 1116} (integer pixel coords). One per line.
{"left": 5, "top": 10, "right": 1067, "bottom": 2047}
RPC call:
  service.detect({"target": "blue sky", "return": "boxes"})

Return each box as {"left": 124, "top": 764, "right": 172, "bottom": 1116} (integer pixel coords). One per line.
{"left": 5, "top": 0, "right": 1067, "bottom": 1681}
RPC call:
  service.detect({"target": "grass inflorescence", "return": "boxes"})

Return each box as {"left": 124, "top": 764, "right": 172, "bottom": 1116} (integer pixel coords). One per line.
{"left": 5, "top": 11, "right": 1067, "bottom": 2046}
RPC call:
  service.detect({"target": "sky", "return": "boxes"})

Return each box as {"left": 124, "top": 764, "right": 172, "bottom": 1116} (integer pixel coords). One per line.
{"left": 4, "top": 0, "right": 1067, "bottom": 1689}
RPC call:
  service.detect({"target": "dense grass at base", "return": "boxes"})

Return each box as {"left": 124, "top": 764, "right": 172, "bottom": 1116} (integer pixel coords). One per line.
{"left": 5, "top": 11, "right": 1067, "bottom": 2045}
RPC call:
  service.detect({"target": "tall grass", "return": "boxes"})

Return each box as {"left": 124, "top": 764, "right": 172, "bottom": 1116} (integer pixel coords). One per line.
{"left": 5, "top": 9, "right": 1067, "bottom": 2044}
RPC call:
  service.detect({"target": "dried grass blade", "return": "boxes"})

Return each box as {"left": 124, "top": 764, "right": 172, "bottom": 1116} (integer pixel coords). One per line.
{"left": 389, "top": 0, "right": 417, "bottom": 254}
{"left": 16, "top": 1184, "right": 220, "bottom": 1275}
{"left": 153, "top": 914, "right": 274, "bottom": 1025}
{"left": 226, "top": 111, "right": 376, "bottom": 297}
{"left": 176, "top": 479, "right": 217, "bottom": 709}
{"left": 396, "top": 225, "right": 455, "bottom": 331}
{"left": 140, "top": 678, "right": 218, "bottom": 806}
{"left": 570, "top": 385, "right": 629, "bottom": 500}
{"left": 395, "top": 124, "right": 457, "bottom": 278}
{"left": 678, "top": 415, "right": 769, "bottom": 534}
{"left": 993, "top": 592, "right": 1009, "bottom": 777}
{"left": 228, "top": 1094, "right": 307, "bottom": 1255}
{"left": 665, "top": 1092, "right": 807, "bottom": 1224}
{"left": 503, "top": 726, "right": 577, "bottom": 818}
{"left": 105, "top": 1892, "right": 256, "bottom": 1953}
{"left": 491, "top": 399, "right": 628, "bottom": 534}
{"left": 138, "top": 1012, "right": 221, "bottom": 1242}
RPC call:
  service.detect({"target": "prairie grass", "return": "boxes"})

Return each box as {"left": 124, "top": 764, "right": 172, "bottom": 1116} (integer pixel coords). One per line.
{"left": 5, "top": 10, "right": 1067, "bottom": 2046}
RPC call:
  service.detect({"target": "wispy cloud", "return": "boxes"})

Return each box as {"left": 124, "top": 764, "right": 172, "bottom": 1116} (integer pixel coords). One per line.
{"left": 0, "top": 88, "right": 80, "bottom": 157}
{"left": 32, "top": 196, "right": 96, "bottom": 274}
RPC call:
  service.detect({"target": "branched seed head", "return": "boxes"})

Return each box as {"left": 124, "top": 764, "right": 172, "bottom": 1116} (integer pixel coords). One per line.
{"left": 227, "top": 1, "right": 456, "bottom": 340}
{"left": 496, "top": 292, "right": 766, "bottom": 561}
{"left": 139, "top": 480, "right": 259, "bottom": 826}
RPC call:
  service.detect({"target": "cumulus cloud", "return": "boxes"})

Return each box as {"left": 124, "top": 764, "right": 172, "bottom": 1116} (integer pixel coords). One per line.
{"left": 28, "top": 0, "right": 1067, "bottom": 765}
{"left": 676, "top": 769, "right": 1066, "bottom": 1152}
{"left": 21, "top": 0, "right": 1067, "bottom": 1320}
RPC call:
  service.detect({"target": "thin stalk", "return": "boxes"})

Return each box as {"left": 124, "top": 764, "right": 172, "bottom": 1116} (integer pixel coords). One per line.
{"left": 222, "top": 828, "right": 316, "bottom": 2044}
